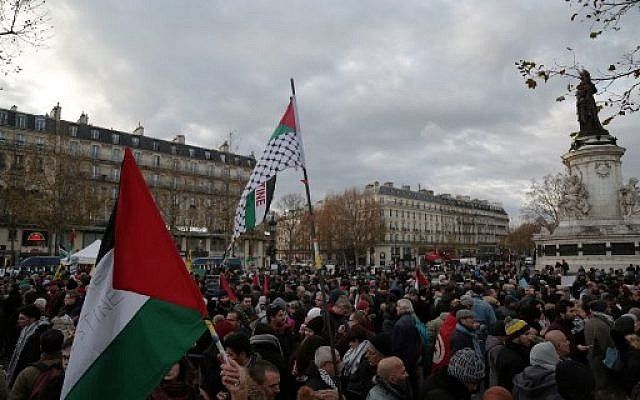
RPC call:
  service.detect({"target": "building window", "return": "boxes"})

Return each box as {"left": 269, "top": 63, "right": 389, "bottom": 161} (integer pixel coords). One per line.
{"left": 0, "top": 130, "right": 5, "bottom": 143}
{"left": 172, "top": 159, "right": 179, "bottom": 170}
{"left": 112, "top": 133, "right": 120, "bottom": 144}
{"left": 35, "top": 157, "right": 45, "bottom": 172}
{"left": 134, "top": 151, "right": 142, "bottom": 163}
{"left": 13, "top": 154, "right": 24, "bottom": 169}
{"left": 36, "top": 137, "right": 44, "bottom": 148}
{"left": 69, "top": 125, "right": 78, "bottom": 137}
{"left": 69, "top": 141, "right": 79, "bottom": 154}
{"left": 204, "top": 151, "right": 211, "bottom": 160}
{"left": 152, "top": 155, "right": 160, "bottom": 167}
{"left": 91, "top": 129, "right": 100, "bottom": 140}
{"left": 171, "top": 145, "right": 177, "bottom": 155}
{"left": 190, "top": 162, "right": 197, "bottom": 174}
{"left": 35, "top": 117, "right": 46, "bottom": 131}
{"left": 153, "top": 141, "right": 159, "bottom": 151}
{"left": 92, "top": 164, "right": 100, "bottom": 178}
{"left": 112, "top": 168, "right": 120, "bottom": 181}
{"left": 0, "top": 111, "right": 7, "bottom": 125}
{"left": 152, "top": 174, "right": 159, "bottom": 186}
{"left": 189, "top": 148, "right": 195, "bottom": 158}
{"left": 15, "top": 114, "right": 26, "bottom": 129}
{"left": 91, "top": 144, "right": 100, "bottom": 159}
{"left": 112, "top": 148, "right": 121, "bottom": 161}
{"left": 131, "top": 137, "right": 139, "bottom": 146}
{"left": 16, "top": 134, "right": 25, "bottom": 146}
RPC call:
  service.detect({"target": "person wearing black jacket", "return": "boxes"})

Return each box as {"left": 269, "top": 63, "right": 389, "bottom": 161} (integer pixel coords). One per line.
{"left": 495, "top": 317, "right": 535, "bottom": 391}
{"left": 423, "top": 348, "right": 485, "bottom": 400}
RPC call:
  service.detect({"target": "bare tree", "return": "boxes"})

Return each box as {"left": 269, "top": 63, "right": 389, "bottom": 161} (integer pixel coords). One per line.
{"left": 516, "top": 0, "right": 640, "bottom": 125}
{"left": 275, "top": 193, "right": 306, "bottom": 265}
{"left": 521, "top": 172, "right": 566, "bottom": 233}
{"left": 0, "top": 0, "right": 52, "bottom": 77}
{"left": 502, "top": 222, "right": 541, "bottom": 256}
{"left": 316, "top": 188, "right": 386, "bottom": 266}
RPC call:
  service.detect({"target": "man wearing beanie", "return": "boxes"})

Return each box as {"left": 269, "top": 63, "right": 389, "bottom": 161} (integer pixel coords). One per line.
{"left": 450, "top": 309, "right": 483, "bottom": 360}
{"left": 423, "top": 348, "right": 485, "bottom": 400}
{"left": 512, "top": 341, "right": 560, "bottom": 400}
{"left": 495, "top": 317, "right": 535, "bottom": 391}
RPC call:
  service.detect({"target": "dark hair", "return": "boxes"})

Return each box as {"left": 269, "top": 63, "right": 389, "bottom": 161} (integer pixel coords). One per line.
{"left": 556, "top": 299, "right": 574, "bottom": 316}
{"left": 294, "top": 336, "right": 327, "bottom": 376}
{"left": 223, "top": 333, "right": 252, "bottom": 357}
{"left": 267, "top": 305, "right": 284, "bottom": 320}
{"left": 249, "top": 360, "right": 279, "bottom": 385}
{"left": 345, "top": 325, "right": 373, "bottom": 344}
{"left": 19, "top": 304, "right": 42, "bottom": 320}
{"left": 40, "top": 329, "right": 64, "bottom": 354}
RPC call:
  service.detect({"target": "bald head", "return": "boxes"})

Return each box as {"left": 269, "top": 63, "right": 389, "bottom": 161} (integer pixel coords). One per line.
{"left": 377, "top": 357, "right": 407, "bottom": 384}
{"left": 545, "top": 330, "right": 570, "bottom": 359}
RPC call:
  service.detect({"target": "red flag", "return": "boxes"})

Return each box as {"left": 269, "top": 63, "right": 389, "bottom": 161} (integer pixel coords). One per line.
{"left": 415, "top": 266, "right": 429, "bottom": 289}
{"left": 263, "top": 275, "right": 270, "bottom": 296}
{"left": 252, "top": 274, "right": 260, "bottom": 288}
{"left": 220, "top": 273, "right": 238, "bottom": 303}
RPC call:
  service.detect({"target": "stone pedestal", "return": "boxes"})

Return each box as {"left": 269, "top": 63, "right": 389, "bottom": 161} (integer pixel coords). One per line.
{"left": 535, "top": 144, "right": 640, "bottom": 270}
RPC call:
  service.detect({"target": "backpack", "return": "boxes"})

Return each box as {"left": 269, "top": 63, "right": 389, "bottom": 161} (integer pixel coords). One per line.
{"left": 28, "top": 361, "right": 64, "bottom": 400}
{"left": 603, "top": 346, "right": 624, "bottom": 372}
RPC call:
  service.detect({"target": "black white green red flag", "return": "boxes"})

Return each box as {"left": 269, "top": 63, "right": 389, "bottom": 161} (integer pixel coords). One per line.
{"left": 61, "top": 148, "right": 207, "bottom": 400}
{"left": 231, "top": 98, "right": 305, "bottom": 242}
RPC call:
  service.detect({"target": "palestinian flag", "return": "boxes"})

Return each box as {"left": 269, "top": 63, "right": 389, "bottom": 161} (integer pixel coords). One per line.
{"left": 61, "top": 149, "right": 207, "bottom": 400}
{"left": 231, "top": 98, "right": 305, "bottom": 242}
{"left": 244, "top": 176, "right": 276, "bottom": 230}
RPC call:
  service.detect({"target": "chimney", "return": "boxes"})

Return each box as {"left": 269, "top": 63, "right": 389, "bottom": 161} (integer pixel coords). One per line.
{"left": 219, "top": 140, "right": 229, "bottom": 152}
{"left": 172, "top": 134, "right": 185, "bottom": 144}
{"left": 50, "top": 102, "right": 61, "bottom": 121}
{"left": 10, "top": 105, "right": 17, "bottom": 111}
{"left": 133, "top": 122, "right": 144, "bottom": 136}
{"left": 78, "top": 112, "right": 88, "bottom": 125}
{"left": 383, "top": 181, "right": 394, "bottom": 187}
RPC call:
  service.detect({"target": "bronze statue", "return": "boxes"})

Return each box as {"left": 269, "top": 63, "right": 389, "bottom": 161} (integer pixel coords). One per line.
{"left": 575, "top": 70, "right": 608, "bottom": 138}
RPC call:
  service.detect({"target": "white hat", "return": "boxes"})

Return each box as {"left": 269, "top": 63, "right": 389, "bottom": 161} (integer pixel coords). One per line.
{"left": 306, "top": 307, "right": 322, "bottom": 323}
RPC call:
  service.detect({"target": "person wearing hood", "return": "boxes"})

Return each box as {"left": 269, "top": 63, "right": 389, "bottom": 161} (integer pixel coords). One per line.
{"left": 423, "top": 348, "right": 485, "bottom": 400}
{"left": 610, "top": 314, "right": 640, "bottom": 395}
{"left": 365, "top": 357, "right": 411, "bottom": 400}
{"left": 512, "top": 341, "right": 560, "bottom": 400}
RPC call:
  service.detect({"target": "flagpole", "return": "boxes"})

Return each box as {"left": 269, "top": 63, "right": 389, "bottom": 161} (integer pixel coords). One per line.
{"left": 290, "top": 78, "right": 342, "bottom": 397}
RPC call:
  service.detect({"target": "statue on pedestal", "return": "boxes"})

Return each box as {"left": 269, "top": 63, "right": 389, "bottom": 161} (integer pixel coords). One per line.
{"left": 576, "top": 70, "right": 609, "bottom": 138}
{"left": 620, "top": 178, "right": 640, "bottom": 217}
{"left": 559, "top": 173, "right": 590, "bottom": 218}
{"left": 570, "top": 70, "right": 617, "bottom": 150}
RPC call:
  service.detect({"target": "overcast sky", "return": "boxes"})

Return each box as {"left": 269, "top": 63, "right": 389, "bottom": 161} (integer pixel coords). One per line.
{"left": 3, "top": 0, "right": 640, "bottom": 224}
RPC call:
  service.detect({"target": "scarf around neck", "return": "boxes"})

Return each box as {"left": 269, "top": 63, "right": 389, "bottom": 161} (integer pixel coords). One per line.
{"left": 456, "top": 323, "right": 483, "bottom": 359}
{"left": 342, "top": 339, "right": 370, "bottom": 376}
{"left": 319, "top": 368, "right": 338, "bottom": 390}
{"left": 7, "top": 318, "right": 49, "bottom": 382}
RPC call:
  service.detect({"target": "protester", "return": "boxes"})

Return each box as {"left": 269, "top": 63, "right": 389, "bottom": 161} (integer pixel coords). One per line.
{"left": 423, "top": 348, "right": 485, "bottom": 400}
{"left": 365, "top": 356, "right": 411, "bottom": 400}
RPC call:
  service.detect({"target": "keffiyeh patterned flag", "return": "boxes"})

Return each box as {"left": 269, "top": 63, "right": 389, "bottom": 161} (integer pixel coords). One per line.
{"left": 231, "top": 98, "right": 305, "bottom": 243}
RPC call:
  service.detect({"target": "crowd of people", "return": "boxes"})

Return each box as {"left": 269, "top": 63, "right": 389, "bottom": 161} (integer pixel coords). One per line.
{"left": 2, "top": 260, "right": 640, "bottom": 400}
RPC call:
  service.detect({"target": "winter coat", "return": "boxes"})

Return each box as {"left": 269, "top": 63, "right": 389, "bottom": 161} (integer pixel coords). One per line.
{"left": 392, "top": 314, "right": 419, "bottom": 374}
{"left": 584, "top": 313, "right": 614, "bottom": 390}
{"left": 495, "top": 342, "right": 530, "bottom": 392}
{"left": 9, "top": 352, "right": 63, "bottom": 400}
{"left": 512, "top": 365, "right": 558, "bottom": 400}
{"left": 365, "top": 376, "right": 412, "bottom": 400}
{"left": 423, "top": 368, "right": 471, "bottom": 400}
{"left": 485, "top": 335, "right": 505, "bottom": 387}
{"left": 343, "top": 356, "right": 376, "bottom": 400}
{"left": 450, "top": 324, "right": 483, "bottom": 359}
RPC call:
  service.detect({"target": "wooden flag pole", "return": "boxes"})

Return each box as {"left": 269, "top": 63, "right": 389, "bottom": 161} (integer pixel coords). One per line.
{"left": 290, "top": 78, "right": 342, "bottom": 397}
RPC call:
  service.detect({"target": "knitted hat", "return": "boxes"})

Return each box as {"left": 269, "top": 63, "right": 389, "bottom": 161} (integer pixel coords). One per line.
{"left": 306, "top": 316, "right": 324, "bottom": 335}
{"left": 555, "top": 360, "right": 595, "bottom": 400}
{"left": 505, "top": 317, "right": 529, "bottom": 337}
{"left": 460, "top": 294, "right": 474, "bottom": 308}
{"left": 271, "top": 297, "right": 286, "bottom": 309}
{"left": 456, "top": 309, "right": 475, "bottom": 321}
{"left": 530, "top": 342, "right": 559, "bottom": 370}
{"left": 447, "top": 348, "right": 485, "bottom": 384}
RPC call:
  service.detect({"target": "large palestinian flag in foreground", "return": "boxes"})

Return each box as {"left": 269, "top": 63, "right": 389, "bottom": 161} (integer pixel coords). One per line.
{"left": 231, "top": 98, "right": 305, "bottom": 242}
{"left": 61, "top": 149, "right": 207, "bottom": 400}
